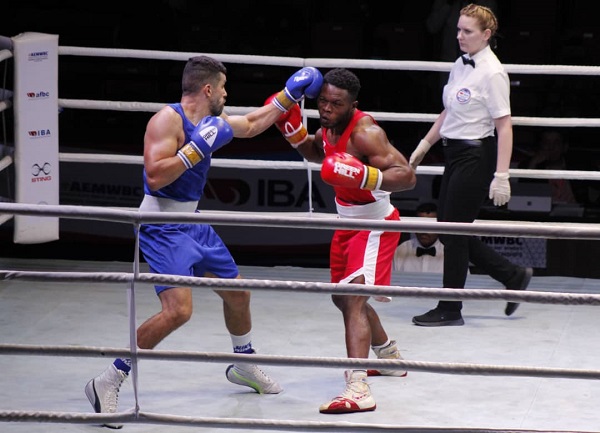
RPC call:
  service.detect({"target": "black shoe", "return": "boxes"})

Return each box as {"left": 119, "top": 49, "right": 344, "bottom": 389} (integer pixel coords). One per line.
{"left": 412, "top": 308, "right": 464, "bottom": 327}
{"left": 505, "top": 267, "right": 533, "bottom": 316}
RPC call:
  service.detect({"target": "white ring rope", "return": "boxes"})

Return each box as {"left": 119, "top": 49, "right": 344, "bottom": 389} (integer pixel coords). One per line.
{"left": 4, "top": 411, "right": 588, "bottom": 433}
{"left": 59, "top": 46, "right": 306, "bottom": 67}
{"left": 1, "top": 343, "right": 599, "bottom": 380}
{"left": 57, "top": 150, "right": 600, "bottom": 181}
{"left": 0, "top": 99, "right": 11, "bottom": 113}
{"left": 0, "top": 48, "right": 12, "bottom": 62}
{"left": 2, "top": 270, "right": 600, "bottom": 306}
{"left": 59, "top": 45, "right": 600, "bottom": 76}
{"left": 0, "top": 154, "right": 12, "bottom": 172}
{"left": 59, "top": 151, "right": 321, "bottom": 171}
{"left": 1, "top": 202, "right": 599, "bottom": 240}
{"left": 58, "top": 98, "right": 600, "bottom": 128}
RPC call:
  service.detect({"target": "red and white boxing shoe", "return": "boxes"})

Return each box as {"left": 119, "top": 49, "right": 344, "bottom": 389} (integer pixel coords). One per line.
{"left": 319, "top": 370, "right": 376, "bottom": 414}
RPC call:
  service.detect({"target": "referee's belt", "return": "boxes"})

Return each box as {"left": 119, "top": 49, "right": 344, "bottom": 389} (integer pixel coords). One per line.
{"left": 441, "top": 137, "right": 492, "bottom": 147}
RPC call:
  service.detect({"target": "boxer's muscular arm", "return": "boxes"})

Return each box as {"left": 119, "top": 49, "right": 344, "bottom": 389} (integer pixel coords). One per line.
{"left": 222, "top": 103, "right": 288, "bottom": 139}
{"left": 349, "top": 120, "right": 416, "bottom": 192}
{"left": 145, "top": 112, "right": 234, "bottom": 191}
{"left": 295, "top": 128, "right": 325, "bottom": 164}
{"left": 224, "top": 67, "right": 323, "bottom": 139}
{"left": 144, "top": 107, "right": 188, "bottom": 191}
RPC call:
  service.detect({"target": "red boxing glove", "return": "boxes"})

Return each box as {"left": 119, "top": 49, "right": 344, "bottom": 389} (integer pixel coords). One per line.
{"left": 321, "top": 152, "right": 383, "bottom": 191}
{"left": 265, "top": 93, "right": 308, "bottom": 148}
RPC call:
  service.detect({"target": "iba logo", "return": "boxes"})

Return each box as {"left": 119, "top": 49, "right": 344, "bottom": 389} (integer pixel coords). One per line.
{"left": 28, "top": 129, "right": 51, "bottom": 137}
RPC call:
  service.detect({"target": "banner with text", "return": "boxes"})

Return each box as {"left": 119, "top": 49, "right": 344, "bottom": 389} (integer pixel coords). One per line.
{"left": 13, "top": 32, "right": 59, "bottom": 243}
{"left": 478, "top": 236, "right": 547, "bottom": 268}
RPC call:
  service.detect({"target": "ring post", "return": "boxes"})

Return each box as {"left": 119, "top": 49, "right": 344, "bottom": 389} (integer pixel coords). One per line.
{"left": 12, "top": 32, "right": 59, "bottom": 243}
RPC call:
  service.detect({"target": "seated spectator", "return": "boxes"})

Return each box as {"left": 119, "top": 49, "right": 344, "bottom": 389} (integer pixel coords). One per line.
{"left": 393, "top": 202, "right": 444, "bottom": 273}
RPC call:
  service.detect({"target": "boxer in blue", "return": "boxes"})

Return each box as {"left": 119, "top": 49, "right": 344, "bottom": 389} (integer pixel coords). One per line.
{"left": 84, "top": 55, "right": 322, "bottom": 428}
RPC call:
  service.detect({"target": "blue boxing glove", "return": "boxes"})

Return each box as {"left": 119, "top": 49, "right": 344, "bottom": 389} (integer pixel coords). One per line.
{"left": 177, "top": 116, "right": 233, "bottom": 169}
{"left": 271, "top": 66, "right": 323, "bottom": 112}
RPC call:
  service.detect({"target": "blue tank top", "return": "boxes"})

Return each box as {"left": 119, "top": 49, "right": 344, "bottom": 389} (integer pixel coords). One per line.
{"left": 142, "top": 103, "right": 212, "bottom": 202}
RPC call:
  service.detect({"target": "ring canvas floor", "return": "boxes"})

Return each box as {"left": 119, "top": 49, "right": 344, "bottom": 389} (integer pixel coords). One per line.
{"left": 1, "top": 257, "right": 599, "bottom": 433}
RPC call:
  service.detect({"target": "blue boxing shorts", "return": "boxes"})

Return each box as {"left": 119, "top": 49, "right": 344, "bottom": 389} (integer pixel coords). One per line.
{"left": 138, "top": 222, "right": 239, "bottom": 294}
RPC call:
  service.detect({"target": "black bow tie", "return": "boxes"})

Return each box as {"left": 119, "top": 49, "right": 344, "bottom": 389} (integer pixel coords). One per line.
{"left": 461, "top": 55, "right": 475, "bottom": 67}
{"left": 416, "top": 247, "right": 436, "bottom": 257}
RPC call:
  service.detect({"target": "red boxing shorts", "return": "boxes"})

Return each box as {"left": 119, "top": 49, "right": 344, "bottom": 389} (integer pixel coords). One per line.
{"left": 329, "top": 207, "right": 400, "bottom": 286}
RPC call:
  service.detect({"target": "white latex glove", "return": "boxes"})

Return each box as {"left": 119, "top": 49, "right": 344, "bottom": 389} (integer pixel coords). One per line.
{"left": 489, "top": 172, "right": 511, "bottom": 206}
{"left": 409, "top": 139, "right": 432, "bottom": 169}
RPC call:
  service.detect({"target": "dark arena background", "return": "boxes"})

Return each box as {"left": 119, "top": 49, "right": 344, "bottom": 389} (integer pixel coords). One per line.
{"left": 2, "top": 0, "right": 600, "bottom": 274}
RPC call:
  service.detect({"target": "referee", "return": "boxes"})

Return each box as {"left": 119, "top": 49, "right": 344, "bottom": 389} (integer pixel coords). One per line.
{"left": 408, "top": 3, "right": 532, "bottom": 327}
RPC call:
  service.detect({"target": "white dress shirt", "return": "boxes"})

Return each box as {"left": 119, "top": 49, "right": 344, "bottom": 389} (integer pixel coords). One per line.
{"left": 440, "top": 45, "right": 510, "bottom": 140}
{"left": 393, "top": 236, "right": 444, "bottom": 273}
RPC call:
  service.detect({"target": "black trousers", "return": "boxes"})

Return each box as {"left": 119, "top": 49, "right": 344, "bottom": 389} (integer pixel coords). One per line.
{"left": 436, "top": 138, "right": 520, "bottom": 312}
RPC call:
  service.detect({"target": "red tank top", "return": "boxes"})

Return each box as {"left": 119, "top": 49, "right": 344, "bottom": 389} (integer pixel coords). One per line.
{"left": 322, "top": 109, "right": 377, "bottom": 205}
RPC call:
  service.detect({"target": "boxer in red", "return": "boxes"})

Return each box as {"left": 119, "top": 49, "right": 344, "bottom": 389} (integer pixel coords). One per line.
{"left": 267, "top": 68, "right": 416, "bottom": 414}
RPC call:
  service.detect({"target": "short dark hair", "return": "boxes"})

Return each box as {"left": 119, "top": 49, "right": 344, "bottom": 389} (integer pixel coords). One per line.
{"left": 182, "top": 56, "right": 227, "bottom": 95}
{"left": 416, "top": 202, "right": 437, "bottom": 214}
{"left": 323, "top": 68, "right": 361, "bottom": 100}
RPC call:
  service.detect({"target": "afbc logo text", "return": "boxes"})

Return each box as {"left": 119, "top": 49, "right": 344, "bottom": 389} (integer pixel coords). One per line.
{"left": 27, "top": 91, "right": 50, "bottom": 99}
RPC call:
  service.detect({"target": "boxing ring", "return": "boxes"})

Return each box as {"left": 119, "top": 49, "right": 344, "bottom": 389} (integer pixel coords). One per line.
{"left": 2, "top": 32, "right": 600, "bottom": 432}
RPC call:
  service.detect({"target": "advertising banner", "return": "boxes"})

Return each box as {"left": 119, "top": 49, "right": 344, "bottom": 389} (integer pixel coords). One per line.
{"left": 13, "top": 32, "right": 59, "bottom": 243}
